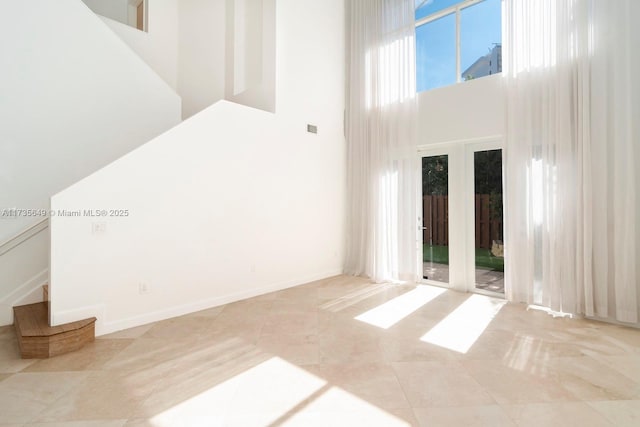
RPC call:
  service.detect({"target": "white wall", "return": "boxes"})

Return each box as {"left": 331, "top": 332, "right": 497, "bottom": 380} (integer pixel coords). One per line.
{"left": 224, "top": 0, "right": 276, "bottom": 113}
{"left": 50, "top": 0, "right": 346, "bottom": 335}
{"left": 0, "top": 230, "right": 49, "bottom": 325}
{"left": 0, "top": 0, "right": 181, "bottom": 324}
{"left": 0, "top": 0, "right": 181, "bottom": 242}
{"left": 634, "top": 1, "right": 640, "bottom": 320}
{"left": 100, "top": 0, "right": 180, "bottom": 90}
{"left": 99, "top": 0, "right": 275, "bottom": 119}
{"left": 418, "top": 74, "right": 504, "bottom": 145}
{"left": 178, "top": 0, "right": 226, "bottom": 119}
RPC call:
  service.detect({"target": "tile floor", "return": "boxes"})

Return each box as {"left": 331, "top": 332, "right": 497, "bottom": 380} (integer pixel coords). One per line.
{"left": 1, "top": 275, "right": 640, "bottom": 426}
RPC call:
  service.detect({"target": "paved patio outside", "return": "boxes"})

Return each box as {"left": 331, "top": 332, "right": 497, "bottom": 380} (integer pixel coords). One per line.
{"left": 423, "top": 262, "right": 504, "bottom": 294}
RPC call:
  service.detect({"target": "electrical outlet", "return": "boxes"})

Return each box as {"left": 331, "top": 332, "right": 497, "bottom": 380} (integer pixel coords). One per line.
{"left": 138, "top": 282, "right": 150, "bottom": 294}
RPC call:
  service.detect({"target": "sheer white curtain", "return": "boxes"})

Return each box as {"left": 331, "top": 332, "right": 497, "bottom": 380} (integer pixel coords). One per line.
{"left": 344, "top": 0, "right": 418, "bottom": 283}
{"left": 504, "top": 0, "right": 640, "bottom": 323}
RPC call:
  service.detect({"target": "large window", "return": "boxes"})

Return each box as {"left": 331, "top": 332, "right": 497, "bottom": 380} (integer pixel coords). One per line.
{"left": 416, "top": 0, "right": 502, "bottom": 92}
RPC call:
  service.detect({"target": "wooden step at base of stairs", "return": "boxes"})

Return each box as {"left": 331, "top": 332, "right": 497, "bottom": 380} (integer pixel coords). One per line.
{"left": 13, "top": 302, "right": 97, "bottom": 359}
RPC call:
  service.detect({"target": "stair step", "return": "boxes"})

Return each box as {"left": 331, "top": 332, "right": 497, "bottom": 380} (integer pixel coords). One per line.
{"left": 13, "top": 302, "right": 96, "bottom": 359}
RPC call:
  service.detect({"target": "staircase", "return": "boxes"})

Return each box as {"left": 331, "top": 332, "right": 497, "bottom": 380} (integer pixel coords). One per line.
{"left": 1, "top": 0, "right": 180, "bottom": 352}
{"left": 13, "top": 285, "right": 96, "bottom": 359}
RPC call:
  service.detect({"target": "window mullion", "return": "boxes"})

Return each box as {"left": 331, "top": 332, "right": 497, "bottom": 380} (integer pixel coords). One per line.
{"left": 415, "top": 0, "right": 485, "bottom": 27}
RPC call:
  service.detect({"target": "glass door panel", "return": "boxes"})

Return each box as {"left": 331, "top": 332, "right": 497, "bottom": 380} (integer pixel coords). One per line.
{"left": 473, "top": 149, "right": 504, "bottom": 293}
{"left": 422, "top": 155, "right": 449, "bottom": 284}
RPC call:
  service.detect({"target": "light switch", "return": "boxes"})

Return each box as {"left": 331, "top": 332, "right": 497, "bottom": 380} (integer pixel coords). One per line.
{"left": 92, "top": 222, "right": 106, "bottom": 234}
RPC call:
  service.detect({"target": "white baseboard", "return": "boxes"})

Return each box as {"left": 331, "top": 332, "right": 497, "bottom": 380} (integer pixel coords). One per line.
{"left": 51, "top": 304, "right": 107, "bottom": 329}
{"left": 584, "top": 314, "right": 640, "bottom": 329}
{"left": 0, "top": 269, "right": 48, "bottom": 326}
{"left": 95, "top": 269, "right": 343, "bottom": 336}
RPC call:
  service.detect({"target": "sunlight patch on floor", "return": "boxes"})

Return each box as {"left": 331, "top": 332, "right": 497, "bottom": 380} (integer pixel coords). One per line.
{"left": 285, "top": 386, "right": 411, "bottom": 426}
{"left": 355, "top": 285, "right": 446, "bottom": 329}
{"left": 150, "top": 357, "right": 325, "bottom": 426}
{"left": 503, "top": 333, "right": 552, "bottom": 375}
{"left": 149, "top": 356, "right": 410, "bottom": 426}
{"left": 420, "top": 294, "right": 506, "bottom": 353}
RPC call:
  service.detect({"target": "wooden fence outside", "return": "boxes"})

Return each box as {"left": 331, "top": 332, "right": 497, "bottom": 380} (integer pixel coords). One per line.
{"left": 422, "top": 194, "right": 502, "bottom": 249}
{"left": 422, "top": 195, "right": 448, "bottom": 246}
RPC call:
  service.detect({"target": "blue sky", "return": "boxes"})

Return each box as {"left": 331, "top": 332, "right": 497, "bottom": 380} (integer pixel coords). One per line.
{"left": 416, "top": 0, "right": 502, "bottom": 92}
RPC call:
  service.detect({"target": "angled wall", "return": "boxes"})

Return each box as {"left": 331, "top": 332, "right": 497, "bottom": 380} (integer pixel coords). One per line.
{"left": 0, "top": 0, "right": 181, "bottom": 324}
{"left": 178, "top": 0, "right": 227, "bottom": 119}
{"left": 100, "top": 0, "right": 275, "bottom": 119}
{"left": 0, "top": 0, "right": 181, "bottom": 242}
{"left": 49, "top": 0, "right": 346, "bottom": 335}
{"left": 98, "top": 0, "right": 180, "bottom": 91}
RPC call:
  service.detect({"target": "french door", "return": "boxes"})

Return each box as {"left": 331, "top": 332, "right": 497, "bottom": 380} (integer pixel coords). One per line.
{"left": 419, "top": 141, "right": 504, "bottom": 296}
{"left": 465, "top": 142, "right": 504, "bottom": 295}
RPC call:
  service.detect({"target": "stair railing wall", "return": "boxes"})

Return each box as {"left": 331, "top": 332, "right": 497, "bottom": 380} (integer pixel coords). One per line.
{"left": 0, "top": 218, "right": 49, "bottom": 257}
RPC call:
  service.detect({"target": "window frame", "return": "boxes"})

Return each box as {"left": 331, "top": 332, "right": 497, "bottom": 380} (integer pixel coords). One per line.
{"left": 415, "top": 0, "right": 493, "bottom": 89}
